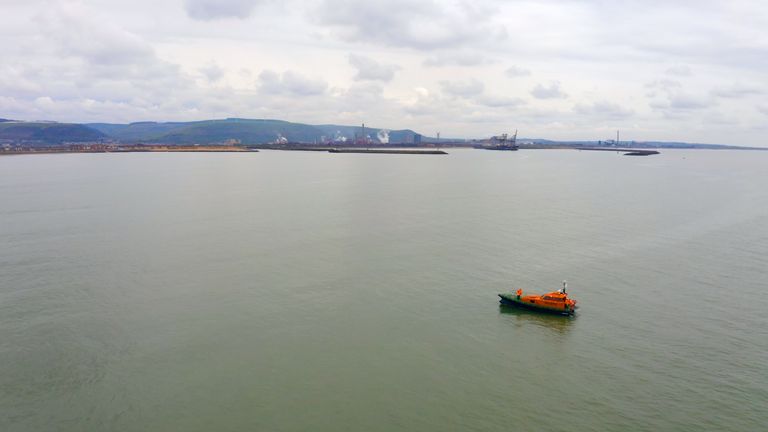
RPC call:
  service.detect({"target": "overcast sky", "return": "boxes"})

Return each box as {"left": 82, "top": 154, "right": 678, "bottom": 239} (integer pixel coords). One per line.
{"left": 1, "top": 0, "right": 767, "bottom": 145}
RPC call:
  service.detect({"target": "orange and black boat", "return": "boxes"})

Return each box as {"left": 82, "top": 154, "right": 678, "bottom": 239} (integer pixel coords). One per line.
{"left": 499, "top": 281, "right": 577, "bottom": 315}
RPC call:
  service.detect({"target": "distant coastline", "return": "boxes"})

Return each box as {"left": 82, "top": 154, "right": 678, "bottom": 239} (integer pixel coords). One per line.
{"left": 0, "top": 144, "right": 255, "bottom": 156}
{"left": 4, "top": 143, "right": 767, "bottom": 157}
{"left": 1, "top": 117, "right": 765, "bottom": 152}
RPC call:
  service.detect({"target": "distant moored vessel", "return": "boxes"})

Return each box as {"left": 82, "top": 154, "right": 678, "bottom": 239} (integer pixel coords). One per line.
{"left": 475, "top": 130, "right": 519, "bottom": 151}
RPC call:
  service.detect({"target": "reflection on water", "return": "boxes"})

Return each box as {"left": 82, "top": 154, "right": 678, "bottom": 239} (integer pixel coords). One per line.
{"left": 498, "top": 303, "right": 576, "bottom": 334}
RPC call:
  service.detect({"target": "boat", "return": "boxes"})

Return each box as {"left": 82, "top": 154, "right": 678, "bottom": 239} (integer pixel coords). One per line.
{"left": 498, "top": 281, "right": 577, "bottom": 315}
{"left": 623, "top": 150, "right": 659, "bottom": 156}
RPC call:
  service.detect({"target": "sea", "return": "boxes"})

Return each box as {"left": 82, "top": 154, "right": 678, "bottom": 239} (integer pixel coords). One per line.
{"left": 1, "top": 149, "right": 767, "bottom": 431}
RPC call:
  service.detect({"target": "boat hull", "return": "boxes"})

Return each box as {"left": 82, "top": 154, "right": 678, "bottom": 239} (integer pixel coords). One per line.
{"left": 474, "top": 146, "right": 519, "bottom": 151}
{"left": 498, "top": 294, "right": 576, "bottom": 315}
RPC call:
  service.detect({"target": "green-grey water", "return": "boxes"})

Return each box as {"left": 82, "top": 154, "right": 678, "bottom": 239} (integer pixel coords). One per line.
{"left": 1, "top": 149, "right": 767, "bottom": 431}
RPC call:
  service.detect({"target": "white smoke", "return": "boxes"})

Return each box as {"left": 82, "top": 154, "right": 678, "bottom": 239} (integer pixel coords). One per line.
{"left": 333, "top": 131, "right": 347, "bottom": 142}
{"left": 275, "top": 133, "right": 288, "bottom": 144}
{"left": 377, "top": 129, "right": 390, "bottom": 144}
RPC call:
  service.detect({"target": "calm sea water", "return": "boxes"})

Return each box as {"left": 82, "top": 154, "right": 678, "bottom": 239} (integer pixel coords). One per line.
{"left": 1, "top": 149, "right": 767, "bottom": 431}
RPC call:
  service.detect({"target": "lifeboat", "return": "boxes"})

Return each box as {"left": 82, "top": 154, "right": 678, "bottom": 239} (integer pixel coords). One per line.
{"left": 499, "top": 281, "right": 577, "bottom": 315}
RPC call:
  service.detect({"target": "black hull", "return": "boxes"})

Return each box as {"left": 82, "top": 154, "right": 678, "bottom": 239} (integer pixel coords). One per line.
{"left": 498, "top": 295, "right": 575, "bottom": 316}
{"left": 328, "top": 149, "right": 447, "bottom": 155}
{"left": 475, "top": 146, "right": 519, "bottom": 151}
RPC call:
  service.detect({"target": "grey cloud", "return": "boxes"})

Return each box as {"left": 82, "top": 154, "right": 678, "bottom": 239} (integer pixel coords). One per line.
{"left": 531, "top": 82, "right": 567, "bottom": 99}
{"left": 646, "top": 79, "right": 682, "bottom": 90}
{"left": 348, "top": 54, "right": 399, "bottom": 82}
{"left": 424, "top": 51, "right": 495, "bottom": 67}
{"left": 647, "top": 76, "right": 713, "bottom": 112}
{"left": 505, "top": 65, "right": 531, "bottom": 77}
{"left": 317, "top": 0, "right": 507, "bottom": 50}
{"left": 4, "top": 0, "right": 768, "bottom": 145}
{"left": 258, "top": 70, "right": 327, "bottom": 96}
{"left": 0, "top": 4, "right": 240, "bottom": 123}
{"left": 644, "top": 79, "right": 683, "bottom": 98}
{"left": 650, "top": 93, "right": 710, "bottom": 111}
{"left": 665, "top": 65, "right": 693, "bottom": 76}
{"left": 3, "top": 4, "right": 187, "bottom": 105}
{"left": 711, "top": 83, "right": 765, "bottom": 98}
{"left": 184, "top": 0, "right": 260, "bottom": 20}
{"left": 475, "top": 95, "right": 525, "bottom": 108}
{"left": 0, "top": 65, "right": 44, "bottom": 98}
{"left": 440, "top": 79, "right": 484, "bottom": 97}
{"left": 574, "top": 101, "right": 634, "bottom": 118}
{"left": 439, "top": 78, "right": 524, "bottom": 107}
{"left": 669, "top": 94, "right": 709, "bottom": 110}
{"left": 38, "top": 8, "right": 153, "bottom": 67}
{"left": 199, "top": 63, "right": 225, "bottom": 82}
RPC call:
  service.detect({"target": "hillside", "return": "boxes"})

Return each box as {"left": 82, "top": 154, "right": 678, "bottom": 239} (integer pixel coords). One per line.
{"left": 87, "top": 118, "right": 422, "bottom": 145}
{"left": 86, "top": 121, "right": 189, "bottom": 142}
{"left": 3, "top": 118, "right": 757, "bottom": 149}
{"left": 0, "top": 122, "right": 106, "bottom": 144}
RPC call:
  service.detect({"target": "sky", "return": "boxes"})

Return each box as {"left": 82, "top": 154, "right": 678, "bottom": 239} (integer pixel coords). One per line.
{"left": 1, "top": 0, "right": 767, "bottom": 145}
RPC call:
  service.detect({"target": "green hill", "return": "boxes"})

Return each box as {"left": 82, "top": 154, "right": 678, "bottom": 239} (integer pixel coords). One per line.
{"left": 153, "top": 119, "right": 325, "bottom": 144}
{"left": 86, "top": 121, "right": 189, "bottom": 142}
{"left": 0, "top": 122, "right": 106, "bottom": 144}
{"left": 87, "top": 118, "right": 421, "bottom": 145}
